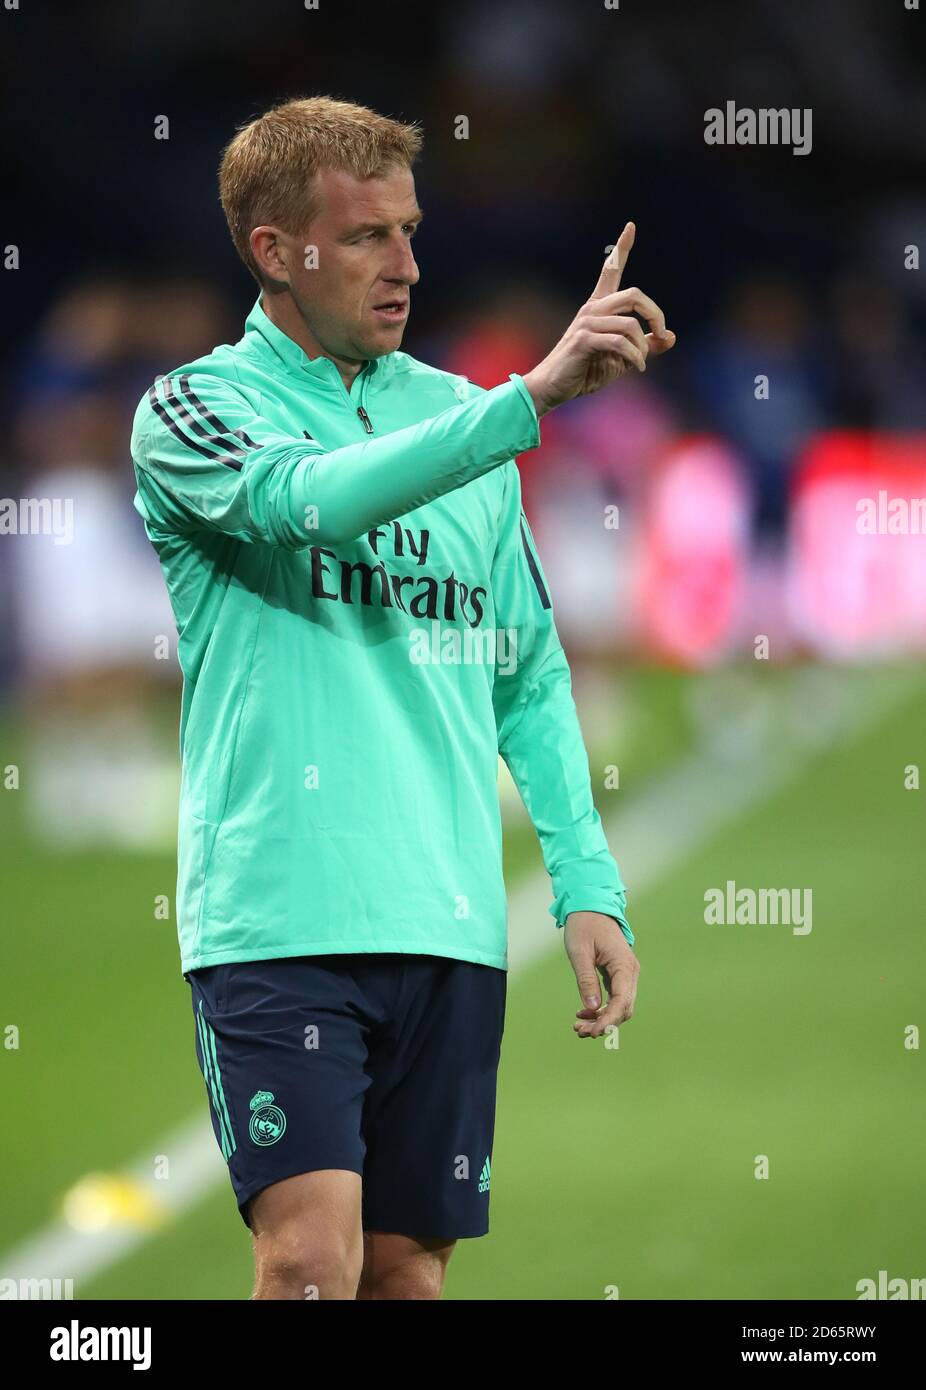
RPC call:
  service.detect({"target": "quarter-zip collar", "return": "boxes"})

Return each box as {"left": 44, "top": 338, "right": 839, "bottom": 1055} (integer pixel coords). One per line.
{"left": 241, "top": 294, "right": 397, "bottom": 391}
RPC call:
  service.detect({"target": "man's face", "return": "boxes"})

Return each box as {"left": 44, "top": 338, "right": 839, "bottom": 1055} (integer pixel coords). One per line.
{"left": 279, "top": 165, "right": 422, "bottom": 364}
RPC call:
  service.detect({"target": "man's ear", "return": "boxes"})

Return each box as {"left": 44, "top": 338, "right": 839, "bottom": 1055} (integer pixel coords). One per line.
{"left": 250, "top": 226, "right": 290, "bottom": 287}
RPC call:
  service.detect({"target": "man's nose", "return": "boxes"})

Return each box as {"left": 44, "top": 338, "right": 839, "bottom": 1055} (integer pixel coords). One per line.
{"left": 384, "top": 234, "right": 420, "bottom": 285}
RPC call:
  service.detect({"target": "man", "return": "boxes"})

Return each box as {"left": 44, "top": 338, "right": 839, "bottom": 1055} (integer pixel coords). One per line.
{"left": 130, "top": 95, "right": 675, "bottom": 1300}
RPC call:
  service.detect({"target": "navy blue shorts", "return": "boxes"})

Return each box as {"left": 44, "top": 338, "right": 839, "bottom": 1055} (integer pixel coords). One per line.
{"left": 186, "top": 953, "right": 507, "bottom": 1240}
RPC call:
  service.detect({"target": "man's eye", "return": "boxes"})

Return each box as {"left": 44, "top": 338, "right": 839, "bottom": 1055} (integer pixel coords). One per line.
{"left": 355, "top": 226, "right": 416, "bottom": 243}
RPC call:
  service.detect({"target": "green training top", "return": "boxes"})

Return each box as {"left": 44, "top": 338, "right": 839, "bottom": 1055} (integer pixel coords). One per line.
{"left": 130, "top": 295, "right": 632, "bottom": 974}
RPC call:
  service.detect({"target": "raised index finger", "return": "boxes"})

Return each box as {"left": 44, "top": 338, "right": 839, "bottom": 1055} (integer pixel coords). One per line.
{"left": 590, "top": 221, "right": 635, "bottom": 300}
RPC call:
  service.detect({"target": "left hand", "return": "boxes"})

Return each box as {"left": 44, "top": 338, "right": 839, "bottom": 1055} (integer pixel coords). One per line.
{"left": 563, "top": 910, "right": 640, "bottom": 1039}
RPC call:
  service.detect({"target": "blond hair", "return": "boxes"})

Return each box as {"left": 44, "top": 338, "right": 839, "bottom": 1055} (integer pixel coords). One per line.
{"left": 219, "top": 95, "right": 423, "bottom": 285}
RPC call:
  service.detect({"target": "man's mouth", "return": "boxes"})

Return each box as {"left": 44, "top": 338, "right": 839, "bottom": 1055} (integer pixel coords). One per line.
{"left": 372, "top": 299, "right": 409, "bottom": 322}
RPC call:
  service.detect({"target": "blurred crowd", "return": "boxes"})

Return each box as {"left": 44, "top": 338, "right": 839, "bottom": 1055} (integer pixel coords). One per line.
{"left": 2, "top": 261, "right": 924, "bottom": 679}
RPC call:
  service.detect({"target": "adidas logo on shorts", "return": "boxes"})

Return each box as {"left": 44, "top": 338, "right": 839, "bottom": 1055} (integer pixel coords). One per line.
{"left": 478, "top": 1155, "right": 491, "bottom": 1194}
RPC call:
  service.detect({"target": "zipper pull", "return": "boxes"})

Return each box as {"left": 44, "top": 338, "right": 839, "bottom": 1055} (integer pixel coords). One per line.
{"left": 357, "top": 406, "right": 374, "bottom": 434}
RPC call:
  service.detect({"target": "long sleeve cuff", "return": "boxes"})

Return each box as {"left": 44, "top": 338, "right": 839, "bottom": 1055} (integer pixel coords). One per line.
{"left": 550, "top": 881, "right": 633, "bottom": 947}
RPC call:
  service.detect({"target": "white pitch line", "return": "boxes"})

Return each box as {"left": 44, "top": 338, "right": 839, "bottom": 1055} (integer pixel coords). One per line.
{"left": 0, "top": 667, "right": 916, "bottom": 1291}
{"left": 506, "top": 665, "right": 918, "bottom": 970}
{"left": 0, "top": 1125, "right": 223, "bottom": 1290}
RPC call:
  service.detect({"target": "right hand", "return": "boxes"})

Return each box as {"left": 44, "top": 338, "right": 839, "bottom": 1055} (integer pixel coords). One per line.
{"left": 522, "top": 222, "right": 676, "bottom": 417}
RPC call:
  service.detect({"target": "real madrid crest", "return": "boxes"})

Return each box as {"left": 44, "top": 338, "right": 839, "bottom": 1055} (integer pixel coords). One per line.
{"left": 248, "top": 1089, "right": 287, "bottom": 1147}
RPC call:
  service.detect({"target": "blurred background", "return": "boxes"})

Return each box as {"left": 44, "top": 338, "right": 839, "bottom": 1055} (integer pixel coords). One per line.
{"left": 1, "top": 0, "right": 924, "bottom": 1300}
